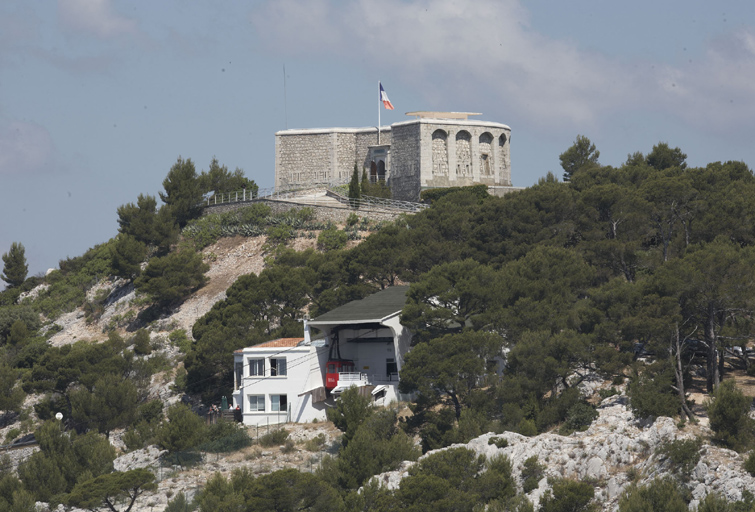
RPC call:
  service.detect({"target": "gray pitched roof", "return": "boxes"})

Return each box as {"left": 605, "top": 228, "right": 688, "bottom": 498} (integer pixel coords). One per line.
{"left": 308, "top": 286, "right": 410, "bottom": 325}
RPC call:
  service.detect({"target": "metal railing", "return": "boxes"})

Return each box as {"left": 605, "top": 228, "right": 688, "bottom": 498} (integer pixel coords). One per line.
{"left": 325, "top": 190, "right": 428, "bottom": 213}
{"left": 203, "top": 186, "right": 429, "bottom": 214}
{"left": 337, "top": 371, "right": 400, "bottom": 385}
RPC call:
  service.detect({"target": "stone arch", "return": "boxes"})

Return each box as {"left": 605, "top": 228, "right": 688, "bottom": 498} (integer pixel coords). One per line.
{"left": 479, "top": 132, "right": 493, "bottom": 176}
{"left": 456, "top": 130, "right": 472, "bottom": 177}
{"left": 370, "top": 161, "right": 377, "bottom": 182}
{"left": 377, "top": 160, "right": 386, "bottom": 181}
{"left": 432, "top": 129, "right": 448, "bottom": 176}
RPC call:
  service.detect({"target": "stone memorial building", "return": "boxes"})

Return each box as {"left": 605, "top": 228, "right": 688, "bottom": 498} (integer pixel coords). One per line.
{"left": 274, "top": 112, "right": 514, "bottom": 201}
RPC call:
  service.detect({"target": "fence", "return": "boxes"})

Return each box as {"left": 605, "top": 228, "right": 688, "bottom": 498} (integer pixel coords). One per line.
{"left": 203, "top": 186, "right": 428, "bottom": 214}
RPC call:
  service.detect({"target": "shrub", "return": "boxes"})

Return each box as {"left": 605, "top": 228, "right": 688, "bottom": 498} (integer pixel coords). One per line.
{"left": 539, "top": 478, "right": 596, "bottom": 512}
{"left": 317, "top": 228, "right": 348, "bottom": 251}
{"left": 236, "top": 203, "right": 272, "bottom": 224}
{"left": 198, "top": 420, "right": 252, "bottom": 453}
{"left": 4, "top": 428, "right": 21, "bottom": 444}
{"left": 521, "top": 456, "right": 545, "bottom": 493}
{"left": 258, "top": 429, "right": 289, "bottom": 447}
{"left": 168, "top": 329, "right": 192, "bottom": 353}
{"left": 745, "top": 451, "right": 755, "bottom": 476}
{"left": 281, "top": 439, "right": 296, "bottom": 454}
{"left": 657, "top": 438, "right": 702, "bottom": 478}
{"left": 157, "top": 404, "right": 206, "bottom": 452}
{"left": 327, "top": 387, "right": 372, "bottom": 447}
{"left": 627, "top": 361, "right": 680, "bottom": 419}
{"left": 346, "top": 213, "right": 359, "bottom": 227}
{"left": 561, "top": 402, "right": 598, "bottom": 434}
{"left": 165, "top": 492, "right": 195, "bottom": 512}
{"left": 618, "top": 477, "right": 687, "bottom": 512}
{"left": 265, "top": 225, "right": 295, "bottom": 245}
{"left": 516, "top": 419, "right": 537, "bottom": 437}
{"left": 131, "top": 329, "right": 152, "bottom": 356}
{"left": 134, "top": 248, "right": 209, "bottom": 308}
{"left": 488, "top": 436, "right": 508, "bottom": 449}
{"left": 706, "top": 379, "right": 755, "bottom": 451}
{"left": 304, "top": 433, "right": 326, "bottom": 452}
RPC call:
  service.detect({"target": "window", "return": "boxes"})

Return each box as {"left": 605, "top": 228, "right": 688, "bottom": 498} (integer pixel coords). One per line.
{"left": 270, "top": 358, "right": 287, "bottom": 376}
{"left": 386, "top": 358, "right": 398, "bottom": 379}
{"left": 249, "top": 358, "right": 264, "bottom": 376}
{"left": 248, "top": 395, "right": 265, "bottom": 412}
{"left": 271, "top": 394, "right": 288, "bottom": 412}
{"left": 234, "top": 362, "right": 243, "bottom": 390}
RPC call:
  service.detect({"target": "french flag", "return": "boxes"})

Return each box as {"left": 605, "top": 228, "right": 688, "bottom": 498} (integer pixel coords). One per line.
{"left": 379, "top": 82, "right": 394, "bottom": 110}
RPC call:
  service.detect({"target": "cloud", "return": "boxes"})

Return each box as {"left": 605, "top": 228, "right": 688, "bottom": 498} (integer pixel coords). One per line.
{"left": 652, "top": 29, "right": 755, "bottom": 131}
{"left": 58, "top": 0, "right": 138, "bottom": 38}
{"left": 250, "top": 0, "right": 755, "bottom": 135}
{"left": 0, "top": 121, "right": 55, "bottom": 176}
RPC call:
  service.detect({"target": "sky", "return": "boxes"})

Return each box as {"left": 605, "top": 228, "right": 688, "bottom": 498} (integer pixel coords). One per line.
{"left": 2, "top": 0, "right": 755, "bottom": 282}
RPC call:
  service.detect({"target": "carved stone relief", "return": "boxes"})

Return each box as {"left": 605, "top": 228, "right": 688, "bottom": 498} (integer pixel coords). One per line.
{"left": 432, "top": 130, "right": 448, "bottom": 176}
{"left": 456, "top": 130, "right": 472, "bottom": 177}
{"left": 479, "top": 132, "right": 493, "bottom": 176}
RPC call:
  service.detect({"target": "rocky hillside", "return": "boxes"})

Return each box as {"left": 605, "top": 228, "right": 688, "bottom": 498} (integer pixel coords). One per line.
{"left": 10, "top": 233, "right": 755, "bottom": 511}
{"left": 376, "top": 393, "right": 755, "bottom": 511}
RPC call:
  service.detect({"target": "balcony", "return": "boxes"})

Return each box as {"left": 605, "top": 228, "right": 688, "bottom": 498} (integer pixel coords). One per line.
{"left": 331, "top": 372, "right": 399, "bottom": 395}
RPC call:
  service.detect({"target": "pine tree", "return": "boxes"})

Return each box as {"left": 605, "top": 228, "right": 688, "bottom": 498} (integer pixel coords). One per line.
{"left": 1, "top": 242, "right": 28, "bottom": 288}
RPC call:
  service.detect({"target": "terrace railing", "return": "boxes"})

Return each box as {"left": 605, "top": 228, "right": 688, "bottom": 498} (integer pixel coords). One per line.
{"left": 203, "top": 185, "right": 428, "bottom": 214}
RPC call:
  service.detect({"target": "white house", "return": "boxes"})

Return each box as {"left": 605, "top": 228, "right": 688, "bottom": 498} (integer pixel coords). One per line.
{"left": 232, "top": 285, "right": 412, "bottom": 426}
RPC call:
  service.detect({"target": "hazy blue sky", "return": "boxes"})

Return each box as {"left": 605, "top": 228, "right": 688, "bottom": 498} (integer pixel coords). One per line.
{"left": 2, "top": 1, "right": 755, "bottom": 280}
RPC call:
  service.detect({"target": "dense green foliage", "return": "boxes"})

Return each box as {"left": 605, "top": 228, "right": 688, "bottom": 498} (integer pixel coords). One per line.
{"left": 160, "top": 157, "right": 204, "bottom": 228}
{"left": 134, "top": 248, "right": 209, "bottom": 308}
{"left": 706, "top": 380, "right": 755, "bottom": 451}
{"left": 17, "top": 421, "right": 116, "bottom": 504}
{"left": 1, "top": 242, "right": 28, "bottom": 288}
{"left": 419, "top": 184, "right": 489, "bottom": 204}
{"left": 618, "top": 477, "right": 688, "bottom": 512}
{"left": 521, "top": 456, "right": 546, "bottom": 494}
{"left": 65, "top": 468, "right": 156, "bottom": 512}
{"left": 321, "top": 389, "right": 420, "bottom": 490}
{"left": 559, "top": 135, "right": 600, "bottom": 181}
{"left": 196, "top": 468, "right": 342, "bottom": 512}
{"left": 116, "top": 193, "right": 178, "bottom": 255}
{"left": 110, "top": 234, "right": 148, "bottom": 279}
{"left": 539, "top": 478, "right": 597, "bottom": 512}
{"left": 657, "top": 438, "right": 702, "bottom": 478}
{"left": 199, "top": 157, "right": 258, "bottom": 197}
{"left": 317, "top": 226, "right": 348, "bottom": 251}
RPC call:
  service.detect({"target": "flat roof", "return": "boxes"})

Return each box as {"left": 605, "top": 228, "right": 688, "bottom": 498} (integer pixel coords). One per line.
{"left": 406, "top": 111, "right": 482, "bottom": 120}
{"left": 234, "top": 337, "right": 305, "bottom": 353}
{"left": 308, "top": 286, "right": 410, "bottom": 325}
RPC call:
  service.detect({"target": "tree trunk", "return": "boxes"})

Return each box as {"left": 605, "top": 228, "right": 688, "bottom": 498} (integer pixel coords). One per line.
{"left": 449, "top": 391, "right": 462, "bottom": 420}
{"left": 671, "top": 324, "right": 695, "bottom": 421}
{"left": 705, "top": 305, "right": 719, "bottom": 392}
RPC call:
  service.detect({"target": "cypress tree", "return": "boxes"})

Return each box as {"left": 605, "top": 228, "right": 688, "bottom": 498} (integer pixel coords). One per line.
{"left": 348, "top": 163, "right": 361, "bottom": 207}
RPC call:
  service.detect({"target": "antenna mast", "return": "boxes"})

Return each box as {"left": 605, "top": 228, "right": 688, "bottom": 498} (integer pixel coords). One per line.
{"left": 283, "top": 65, "right": 288, "bottom": 129}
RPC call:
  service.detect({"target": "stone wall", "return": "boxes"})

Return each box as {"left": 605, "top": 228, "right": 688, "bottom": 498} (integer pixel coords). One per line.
{"left": 276, "top": 127, "right": 392, "bottom": 190}
{"left": 275, "top": 117, "right": 513, "bottom": 202}
{"left": 389, "top": 123, "right": 421, "bottom": 201}
{"left": 275, "top": 132, "right": 335, "bottom": 190}
{"left": 203, "top": 199, "right": 403, "bottom": 224}
{"left": 412, "top": 119, "right": 512, "bottom": 189}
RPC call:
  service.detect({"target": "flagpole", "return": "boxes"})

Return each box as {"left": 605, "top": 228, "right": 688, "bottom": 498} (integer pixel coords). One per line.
{"left": 378, "top": 81, "right": 381, "bottom": 145}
